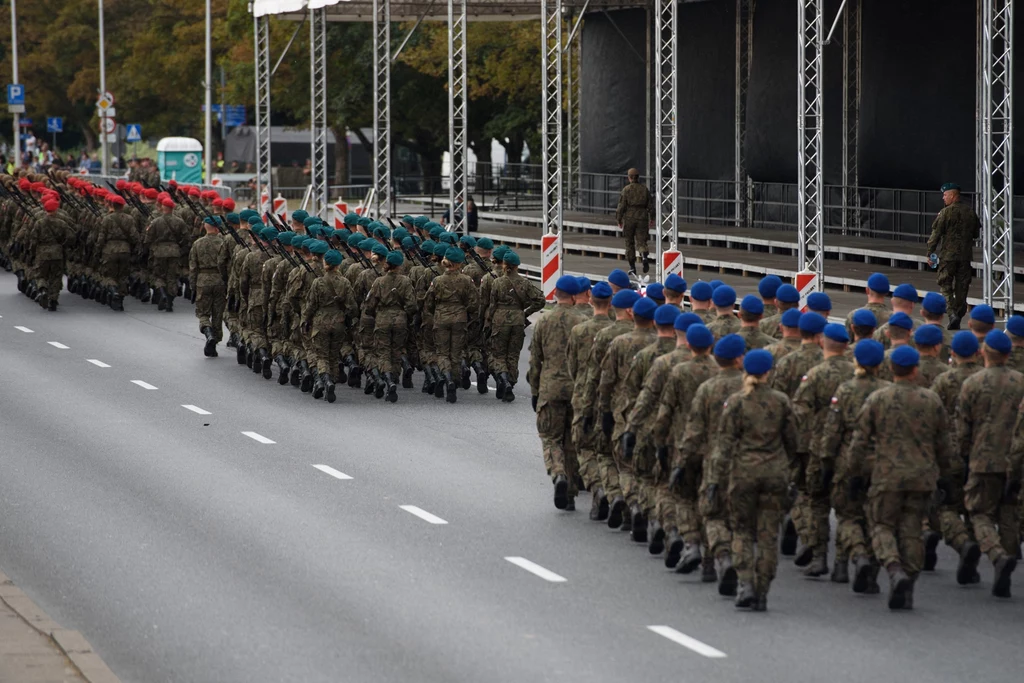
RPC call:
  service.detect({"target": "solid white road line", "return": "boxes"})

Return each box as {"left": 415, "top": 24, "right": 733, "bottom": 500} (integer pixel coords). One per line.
{"left": 14, "top": 326, "right": 33, "bottom": 333}
{"left": 242, "top": 431, "right": 275, "bottom": 444}
{"left": 399, "top": 505, "right": 448, "bottom": 525}
{"left": 312, "top": 464, "right": 353, "bottom": 480}
{"left": 86, "top": 359, "right": 111, "bottom": 368}
{"left": 47, "top": 341, "right": 69, "bottom": 349}
{"left": 131, "top": 380, "right": 158, "bottom": 390}
{"left": 503, "top": 557, "right": 567, "bottom": 583}
{"left": 647, "top": 626, "right": 727, "bottom": 658}
{"left": 181, "top": 405, "right": 212, "bottom": 415}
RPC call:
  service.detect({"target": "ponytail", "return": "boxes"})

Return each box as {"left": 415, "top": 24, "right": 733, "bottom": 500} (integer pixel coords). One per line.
{"left": 743, "top": 372, "right": 768, "bottom": 395}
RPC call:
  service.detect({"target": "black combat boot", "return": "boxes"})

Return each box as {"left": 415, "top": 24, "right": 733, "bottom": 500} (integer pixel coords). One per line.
{"left": 701, "top": 556, "right": 717, "bottom": 583}
{"left": 641, "top": 252, "right": 650, "bottom": 274}
{"left": 831, "top": 554, "right": 850, "bottom": 584}
{"left": 735, "top": 583, "right": 756, "bottom": 609}
{"left": 780, "top": 515, "right": 798, "bottom": 556}
{"left": 752, "top": 594, "right": 768, "bottom": 612}
{"left": 237, "top": 341, "right": 248, "bottom": 365}
{"left": 163, "top": 293, "right": 174, "bottom": 312}
{"left": 553, "top": 474, "right": 568, "bottom": 510}
{"left": 629, "top": 504, "right": 647, "bottom": 542}
{"left": 500, "top": 372, "right": 515, "bottom": 402}
{"left": 459, "top": 361, "right": 472, "bottom": 390}
{"left": 182, "top": 280, "right": 192, "bottom": 302}
{"left": 993, "top": 555, "right": 1017, "bottom": 598}
{"left": 253, "top": 348, "right": 265, "bottom": 374}
{"left": 33, "top": 286, "right": 47, "bottom": 304}
{"left": 794, "top": 542, "right": 814, "bottom": 567}
{"left": 922, "top": 530, "right": 941, "bottom": 571}
{"left": 371, "top": 369, "right": 386, "bottom": 399}
{"left": 445, "top": 371, "right": 458, "bottom": 404}
{"left": 47, "top": 298, "right": 57, "bottom": 312}
{"left": 472, "top": 361, "right": 488, "bottom": 394}
{"left": 245, "top": 344, "right": 255, "bottom": 368}
{"left": 337, "top": 357, "right": 350, "bottom": 384}
{"left": 80, "top": 277, "right": 92, "bottom": 298}
{"left": 226, "top": 332, "right": 239, "bottom": 349}
{"left": 348, "top": 365, "right": 362, "bottom": 389}
{"left": 324, "top": 374, "right": 337, "bottom": 403}
{"left": 401, "top": 356, "right": 415, "bottom": 389}
{"left": 385, "top": 372, "right": 399, "bottom": 403}
{"left": 716, "top": 554, "right": 738, "bottom": 596}
{"left": 677, "top": 542, "right": 702, "bottom": 574}
{"left": 312, "top": 372, "right": 326, "bottom": 400}
{"left": 139, "top": 285, "right": 151, "bottom": 303}
{"left": 589, "top": 488, "right": 608, "bottom": 521}
{"left": 494, "top": 372, "right": 507, "bottom": 400}
{"left": 26, "top": 281, "right": 36, "bottom": 299}
{"left": 300, "top": 361, "right": 315, "bottom": 393}
{"left": 804, "top": 553, "right": 829, "bottom": 578}
{"left": 290, "top": 360, "right": 303, "bottom": 387}
{"left": 68, "top": 276, "right": 80, "bottom": 294}
{"left": 422, "top": 367, "right": 435, "bottom": 394}
{"left": 851, "top": 555, "right": 874, "bottom": 593}
{"left": 607, "top": 496, "right": 626, "bottom": 529}
{"left": 886, "top": 563, "right": 912, "bottom": 610}
{"left": 275, "top": 355, "right": 290, "bottom": 384}
{"left": 664, "top": 531, "right": 684, "bottom": 568}
{"left": 956, "top": 541, "right": 981, "bottom": 586}
{"left": 648, "top": 520, "right": 665, "bottom": 554}
{"left": 202, "top": 327, "right": 217, "bottom": 357}
{"left": 430, "top": 367, "right": 444, "bottom": 398}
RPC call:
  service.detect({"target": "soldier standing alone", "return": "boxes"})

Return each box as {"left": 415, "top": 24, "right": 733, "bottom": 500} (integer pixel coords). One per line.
{"left": 615, "top": 169, "right": 654, "bottom": 275}
{"left": 927, "top": 183, "right": 980, "bottom": 328}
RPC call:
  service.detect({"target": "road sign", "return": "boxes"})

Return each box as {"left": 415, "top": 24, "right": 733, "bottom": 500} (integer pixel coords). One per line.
{"left": 126, "top": 124, "right": 142, "bottom": 142}
{"left": 101, "top": 118, "right": 116, "bottom": 134}
{"left": 46, "top": 117, "right": 63, "bottom": 133}
{"left": 104, "top": 133, "right": 118, "bottom": 143}
{"left": 18, "top": 118, "right": 32, "bottom": 127}
{"left": 202, "top": 104, "right": 246, "bottom": 127}
{"left": 96, "top": 91, "right": 114, "bottom": 109}
{"left": 97, "top": 106, "right": 115, "bottom": 117}
{"left": 7, "top": 84, "right": 25, "bottom": 113}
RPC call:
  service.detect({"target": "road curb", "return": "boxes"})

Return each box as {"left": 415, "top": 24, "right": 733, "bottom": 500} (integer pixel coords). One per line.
{"left": 0, "top": 570, "right": 121, "bottom": 683}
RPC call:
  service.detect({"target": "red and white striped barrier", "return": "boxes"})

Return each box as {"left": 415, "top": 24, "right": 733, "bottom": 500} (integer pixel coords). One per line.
{"left": 333, "top": 201, "right": 349, "bottom": 229}
{"left": 541, "top": 232, "right": 562, "bottom": 302}
{"left": 662, "top": 248, "right": 683, "bottom": 280}
{"left": 796, "top": 271, "right": 818, "bottom": 311}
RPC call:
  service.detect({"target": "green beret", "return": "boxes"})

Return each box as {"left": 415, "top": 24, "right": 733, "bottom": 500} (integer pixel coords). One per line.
{"left": 302, "top": 216, "right": 318, "bottom": 228}
{"left": 445, "top": 247, "right": 465, "bottom": 264}
{"left": 309, "top": 241, "right": 329, "bottom": 255}
{"left": 476, "top": 237, "right": 494, "bottom": 250}
{"left": 238, "top": 209, "right": 256, "bottom": 221}
{"left": 277, "top": 231, "right": 296, "bottom": 244}
{"left": 492, "top": 246, "right": 508, "bottom": 261}
{"left": 324, "top": 249, "right": 343, "bottom": 267}
{"left": 307, "top": 225, "right": 322, "bottom": 237}
{"left": 344, "top": 213, "right": 360, "bottom": 226}
{"left": 357, "top": 216, "right": 371, "bottom": 228}
{"left": 392, "top": 227, "right": 409, "bottom": 242}
{"left": 203, "top": 216, "right": 218, "bottom": 226}
{"left": 386, "top": 251, "right": 404, "bottom": 267}
{"left": 432, "top": 242, "right": 448, "bottom": 257}
{"left": 460, "top": 235, "right": 477, "bottom": 248}
{"left": 401, "top": 236, "right": 415, "bottom": 250}
{"left": 413, "top": 216, "right": 430, "bottom": 228}
{"left": 322, "top": 227, "right": 335, "bottom": 238}
{"left": 371, "top": 242, "right": 389, "bottom": 258}
{"left": 347, "top": 233, "right": 364, "bottom": 247}
{"left": 225, "top": 212, "right": 240, "bottom": 225}
{"left": 401, "top": 215, "right": 415, "bottom": 224}
{"left": 292, "top": 210, "right": 309, "bottom": 222}
{"left": 261, "top": 227, "right": 279, "bottom": 241}
{"left": 297, "top": 238, "right": 313, "bottom": 251}
{"left": 247, "top": 215, "right": 262, "bottom": 226}
{"left": 336, "top": 228, "right": 351, "bottom": 240}
{"left": 503, "top": 250, "right": 520, "bottom": 266}
{"left": 358, "top": 237, "right": 376, "bottom": 251}
{"left": 940, "top": 182, "right": 961, "bottom": 193}
{"left": 421, "top": 239, "right": 436, "bottom": 253}
{"left": 411, "top": 235, "right": 422, "bottom": 245}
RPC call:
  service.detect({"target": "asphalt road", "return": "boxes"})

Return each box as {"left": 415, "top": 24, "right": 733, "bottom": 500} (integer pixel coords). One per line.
{"left": 1, "top": 277, "right": 1022, "bottom": 683}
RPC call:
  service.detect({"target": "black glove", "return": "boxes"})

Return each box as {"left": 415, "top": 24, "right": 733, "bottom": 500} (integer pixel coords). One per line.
{"left": 820, "top": 460, "right": 835, "bottom": 493}
{"left": 657, "top": 445, "right": 669, "bottom": 471}
{"left": 531, "top": 395, "right": 538, "bottom": 412}
{"left": 668, "top": 466, "right": 684, "bottom": 491}
{"left": 848, "top": 475, "right": 866, "bottom": 499}
{"left": 936, "top": 478, "right": 954, "bottom": 504}
{"left": 706, "top": 483, "right": 719, "bottom": 508}
{"left": 1004, "top": 477, "right": 1022, "bottom": 501}
{"left": 621, "top": 432, "right": 636, "bottom": 462}
{"left": 190, "top": 288, "right": 197, "bottom": 304}
{"left": 524, "top": 319, "right": 532, "bottom": 329}
{"left": 601, "top": 412, "right": 614, "bottom": 438}
{"left": 583, "top": 415, "right": 594, "bottom": 433}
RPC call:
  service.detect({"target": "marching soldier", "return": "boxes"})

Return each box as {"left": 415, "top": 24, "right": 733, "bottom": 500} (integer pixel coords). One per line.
{"left": 615, "top": 168, "right": 654, "bottom": 275}
{"left": 189, "top": 217, "right": 231, "bottom": 356}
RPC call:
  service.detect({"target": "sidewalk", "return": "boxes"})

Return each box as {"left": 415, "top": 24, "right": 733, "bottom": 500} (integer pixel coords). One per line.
{"left": 0, "top": 571, "right": 119, "bottom": 683}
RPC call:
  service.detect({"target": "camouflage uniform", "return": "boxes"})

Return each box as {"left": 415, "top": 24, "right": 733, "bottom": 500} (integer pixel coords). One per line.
{"left": 365, "top": 271, "right": 417, "bottom": 377}
{"left": 188, "top": 233, "right": 230, "bottom": 340}
{"left": 26, "top": 211, "right": 71, "bottom": 306}
{"left": 766, "top": 336, "right": 801, "bottom": 363}
{"left": 144, "top": 212, "right": 190, "bottom": 304}
{"left": 240, "top": 249, "right": 272, "bottom": 353}
{"left": 737, "top": 325, "right": 776, "bottom": 351}
{"left": 927, "top": 201, "right": 980, "bottom": 317}
{"left": 615, "top": 180, "right": 653, "bottom": 268}
{"left": 95, "top": 208, "right": 139, "bottom": 294}
{"left": 485, "top": 270, "right": 545, "bottom": 385}
{"left": 707, "top": 313, "right": 741, "bottom": 340}
{"left": 304, "top": 269, "right": 359, "bottom": 376}
{"left": 425, "top": 270, "right": 479, "bottom": 378}
{"left": 844, "top": 303, "right": 890, "bottom": 340}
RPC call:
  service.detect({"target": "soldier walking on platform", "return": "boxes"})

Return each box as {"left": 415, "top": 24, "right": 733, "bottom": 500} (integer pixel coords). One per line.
{"left": 615, "top": 169, "right": 654, "bottom": 275}
{"left": 927, "top": 183, "right": 980, "bottom": 329}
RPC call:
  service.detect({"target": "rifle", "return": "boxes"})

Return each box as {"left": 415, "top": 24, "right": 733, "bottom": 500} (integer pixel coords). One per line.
{"left": 274, "top": 239, "right": 314, "bottom": 274}
{"left": 107, "top": 181, "right": 151, "bottom": 217}
{"left": 338, "top": 239, "right": 380, "bottom": 276}
{"left": 384, "top": 216, "right": 434, "bottom": 271}
{"left": 0, "top": 182, "right": 33, "bottom": 215}
{"left": 49, "top": 177, "right": 101, "bottom": 217}
{"left": 467, "top": 245, "right": 498, "bottom": 279}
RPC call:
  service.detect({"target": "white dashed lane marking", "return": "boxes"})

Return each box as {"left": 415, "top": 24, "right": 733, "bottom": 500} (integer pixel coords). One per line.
{"left": 399, "top": 505, "right": 448, "bottom": 525}
{"left": 181, "top": 405, "right": 212, "bottom": 415}
{"left": 647, "top": 626, "right": 727, "bottom": 658}
{"left": 131, "top": 380, "right": 158, "bottom": 390}
{"left": 242, "top": 431, "right": 275, "bottom": 444}
{"left": 503, "top": 557, "right": 567, "bottom": 583}
{"left": 47, "top": 342, "right": 69, "bottom": 349}
{"left": 14, "top": 326, "right": 33, "bottom": 333}
{"left": 86, "top": 359, "right": 111, "bottom": 368}
{"left": 312, "top": 464, "right": 353, "bottom": 480}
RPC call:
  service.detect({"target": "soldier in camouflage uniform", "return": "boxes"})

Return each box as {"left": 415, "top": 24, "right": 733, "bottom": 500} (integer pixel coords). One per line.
{"left": 266, "top": 231, "right": 298, "bottom": 383}
{"left": 716, "top": 349, "right": 799, "bottom": 611}
{"left": 189, "top": 217, "right": 231, "bottom": 356}
{"left": 792, "top": 323, "right": 854, "bottom": 579}
{"left": 615, "top": 168, "right": 654, "bottom": 274}
{"left": 759, "top": 284, "right": 800, "bottom": 340}
{"left": 766, "top": 309, "right": 803, "bottom": 362}
{"left": 529, "top": 276, "right": 585, "bottom": 510}
{"left": 425, "top": 246, "right": 479, "bottom": 404}
{"left": 688, "top": 281, "right": 716, "bottom": 324}
{"left": 26, "top": 199, "right": 71, "bottom": 311}
{"left": 757, "top": 275, "right": 782, "bottom": 319}
{"left": 484, "top": 250, "right": 545, "bottom": 402}
{"left": 927, "top": 183, "right": 981, "bottom": 326}
{"left": 844, "top": 273, "right": 892, "bottom": 340}
{"left": 1005, "top": 315, "right": 1024, "bottom": 373}
{"left": 873, "top": 284, "right": 921, "bottom": 349}
{"left": 877, "top": 312, "right": 914, "bottom": 382}
{"left": 913, "top": 325, "right": 949, "bottom": 388}
{"left": 961, "top": 330, "right": 1023, "bottom": 598}
{"left": 920, "top": 293, "right": 954, "bottom": 363}
{"left": 821, "top": 339, "right": 889, "bottom": 595}
{"left": 95, "top": 194, "right": 139, "bottom": 310}
{"left": 848, "top": 345, "right": 954, "bottom": 610}
{"left": 365, "top": 250, "right": 417, "bottom": 403}
{"left": 736, "top": 295, "right": 776, "bottom": 350}
{"left": 145, "top": 198, "right": 191, "bottom": 312}
{"left": 707, "top": 286, "right": 741, "bottom": 340}
{"left": 240, "top": 227, "right": 276, "bottom": 378}
{"left": 304, "top": 249, "right": 359, "bottom": 404}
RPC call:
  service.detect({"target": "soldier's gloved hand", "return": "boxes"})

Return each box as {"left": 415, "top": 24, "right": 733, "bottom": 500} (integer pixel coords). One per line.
{"left": 848, "top": 475, "right": 866, "bottom": 499}
{"left": 820, "top": 460, "right": 835, "bottom": 493}
{"left": 936, "top": 477, "right": 954, "bottom": 504}
{"left": 531, "top": 395, "right": 538, "bottom": 412}
{"left": 1004, "top": 477, "right": 1022, "bottom": 502}
{"left": 668, "top": 466, "right": 684, "bottom": 491}
{"left": 786, "top": 482, "right": 799, "bottom": 502}
{"left": 621, "top": 432, "right": 636, "bottom": 462}
{"left": 657, "top": 445, "right": 669, "bottom": 471}
{"left": 706, "top": 483, "right": 719, "bottom": 508}
{"left": 601, "top": 412, "right": 614, "bottom": 438}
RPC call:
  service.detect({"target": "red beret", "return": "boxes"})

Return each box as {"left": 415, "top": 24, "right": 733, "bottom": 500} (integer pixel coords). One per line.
{"left": 109, "top": 195, "right": 126, "bottom": 206}
{"left": 31, "top": 182, "right": 46, "bottom": 192}
{"left": 222, "top": 198, "right": 236, "bottom": 212}
{"left": 188, "top": 187, "right": 201, "bottom": 197}
{"left": 201, "top": 190, "right": 217, "bottom": 200}
{"left": 157, "top": 192, "right": 170, "bottom": 200}
{"left": 17, "top": 178, "right": 30, "bottom": 190}
{"left": 43, "top": 200, "right": 59, "bottom": 213}
{"left": 92, "top": 187, "right": 107, "bottom": 197}
{"left": 160, "top": 197, "right": 175, "bottom": 208}
{"left": 167, "top": 179, "right": 178, "bottom": 188}
{"left": 212, "top": 198, "right": 224, "bottom": 207}
{"left": 131, "top": 182, "right": 144, "bottom": 194}
{"left": 115, "top": 179, "right": 127, "bottom": 190}
{"left": 143, "top": 188, "right": 159, "bottom": 200}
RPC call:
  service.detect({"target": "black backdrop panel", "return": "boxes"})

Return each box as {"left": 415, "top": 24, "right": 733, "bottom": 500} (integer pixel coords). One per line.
{"left": 580, "top": 10, "right": 648, "bottom": 175}
{"left": 860, "top": 0, "right": 975, "bottom": 190}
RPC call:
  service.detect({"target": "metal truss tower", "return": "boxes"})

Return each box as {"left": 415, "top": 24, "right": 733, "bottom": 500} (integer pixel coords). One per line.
{"left": 373, "top": 0, "right": 391, "bottom": 218}
{"left": 254, "top": 14, "right": 273, "bottom": 205}
{"left": 309, "top": 6, "right": 328, "bottom": 215}
{"left": 796, "top": 0, "right": 824, "bottom": 286}
{"left": 841, "top": 0, "right": 860, "bottom": 235}
{"left": 540, "top": 0, "right": 563, "bottom": 239}
{"left": 735, "top": 0, "right": 752, "bottom": 227}
{"left": 447, "top": 0, "right": 468, "bottom": 233}
{"left": 654, "top": 0, "right": 678, "bottom": 270}
{"left": 565, "top": 9, "right": 582, "bottom": 212}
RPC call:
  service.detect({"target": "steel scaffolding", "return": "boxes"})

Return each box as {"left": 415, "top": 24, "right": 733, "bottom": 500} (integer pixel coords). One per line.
{"left": 734, "top": 0, "right": 752, "bottom": 228}
{"left": 254, "top": 14, "right": 273, "bottom": 205}
{"left": 654, "top": 0, "right": 677, "bottom": 271}
{"left": 841, "top": 0, "right": 860, "bottom": 235}
{"left": 565, "top": 9, "right": 583, "bottom": 211}
{"left": 309, "top": 6, "right": 329, "bottom": 215}
{"left": 796, "top": 0, "right": 824, "bottom": 286}
{"left": 373, "top": 0, "right": 392, "bottom": 218}
{"left": 540, "top": 0, "right": 563, "bottom": 239}
{"left": 981, "top": 0, "right": 1014, "bottom": 312}
{"left": 447, "top": 0, "right": 468, "bottom": 233}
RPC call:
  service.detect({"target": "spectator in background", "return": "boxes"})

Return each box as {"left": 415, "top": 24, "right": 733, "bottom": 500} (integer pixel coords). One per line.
{"left": 466, "top": 195, "right": 478, "bottom": 233}
{"left": 78, "top": 151, "right": 91, "bottom": 172}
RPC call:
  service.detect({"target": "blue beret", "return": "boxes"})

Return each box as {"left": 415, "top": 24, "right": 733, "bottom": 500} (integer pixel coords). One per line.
{"left": 633, "top": 297, "right": 657, "bottom": 320}
{"left": 576, "top": 276, "right": 592, "bottom": 292}
{"left": 714, "top": 333, "right": 746, "bottom": 360}
{"left": 503, "top": 251, "right": 521, "bottom": 267}
{"left": 824, "top": 323, "right": 849, "bottom": 343}
{"left": 309, "top": 241, "right": 329, "bottom": 255}
{"left": 445, "top": 247, "right": 465, "bottom": 263}
{"left": 781, "top": 308, "right": 802, "bottom": 327}
{"left": 971, "top": 305, "right": 995, "bottom": 324}
{"left": 776, "top": 284, "right": 800, "bottom": 303}
{"left": 867, "top": 273, "right": 890, "bottom": 294}
{"left": 674, "top": 312, "right": 703, "bottom": 332}
{"left": 985, "top": 329, "right": 1012, "bottom": 355}
{"left": 646, "top": 283, "right": 665, "bottom": 301}
{"left": 476, "top": 237, "right": 494, "bottom": 250}
{"left": 371, "top": 242, "right": 389, "bottom": 258}
{"left": 893, "top": 284, "right": 919, "bottom": 302}
{"left": 690, "top": 281, "right": 713, "bottom": 301}
{"left": 744, "top": 349, "right": 774, "bottom": 375}
{"left": 888, "top": 312, "right": 914, "bottom": 330}
{"left": 940, "top": 182, "right": 961, "bottom": 192}
{"left": 654, "top": 304, "right": 681, "bottom": 326}
{"left": 799, "top": 312, "right": 827, "bottom": 334}
{"left": 710, "top": 280, "right": 725, "bottom": 290}
{"left": 854, "top": 339, "right": 885, "bottom": 367}
{"left": 758, "top": 275, "right": 782, "bottom": 298}
{"left": 921, "top": 292, "right": 947, "bottom": 315}
{"left": 914, "top": 324, "right": 943, "bottom": 347}
{"left": 291, "top": 209, "right": 309, "bottom": 222}
{"left": 951, "top": 330, "right": 979, "bottom": 357}
{"left": 852, "top": 308, "right": 878, "bottom": 328}
{"left": 890, "top": 345, "right": 920, "bottom": 368}
{"left": 686, "top": 323, "right": 714, "bottom": 348}
{"left": 555, "top": 274, "right": 581, "bottom": 295}
{"left": 740, "top": 294, "right": 764, "bottom": 315}
{"left": 664, "top": 273, "right": 687, "bottom": 294}
{"left": 612, "top": 289, "right": 640, "bottom": 308}
{"left": 323, "top": 249, "right": 343, "bottom": 267}
{"left": 1007, "top": 315, "right": 1024, "bottom": 337}
{"left": 591, "top": 282, "right": 613, "bottom": 299}
{"left": 608, "top": 269, "right": 631, "bottom": 289}
{"left": 712, "top": 285, "right": 737, "bottom": 307}
{"left": 806, "top": 292, "right": 832, "bottom": 312}
{"left": 386, "top": 251, "right": 404, "bottom": 267}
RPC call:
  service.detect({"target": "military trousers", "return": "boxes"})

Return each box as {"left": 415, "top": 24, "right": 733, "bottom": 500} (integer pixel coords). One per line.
{"left": 965, "top": 472, "right": 1020, "bottom": 563}
{"left": 99, "top": 251, "right": 132, "bottom": 293}
{"left": 537, "top": 400, "right": 577, "bottom": 493}
{"left": 148, "top": 254, "right": 180, "bottom": 290}
{"left": 833, "top": 475, "right": 872, "bottom": 560}
{"left": 729, "top": 473, "right": 787, "bottom": 596}
{"left": 621, "top": 218, "right": 649, "bottom": 268}
{"left": 246, "top": 303, "right": 268, "bottom": 351}
{"left": 936, "top": 259, "right": 972, "bottom": 318}
{"left": 372, "top": 317, "right": 409, "bottom": 375}
{"left": 433, "top": 320, "right": 468, "bottom": 375}
{"left": 805, "top": 454, "right": 833, "bottom": 559}
{"left": 34, "top": 259, "right": 64, "bottom": 303}
{"left": 609, "top": 429, "right": 637, "bottom": 506}
{"left": 195, "top": 283, "right": 226, "bottom": 341}
{"left": 311, "top": 318, "right": 347, "bottom": 376}
{"left": 868, "top": 490, "right": 929, "bottom": 578}
{"left": 570, "top": 414, "right": 602, "bottom": 491}
{"left": 488, "top": 324, "right": 526, "bottom": 383}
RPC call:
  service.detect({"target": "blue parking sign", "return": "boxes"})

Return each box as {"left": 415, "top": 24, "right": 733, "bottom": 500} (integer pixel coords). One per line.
{"left": 6, "top": 84, "right": 24, "bottom": 106}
